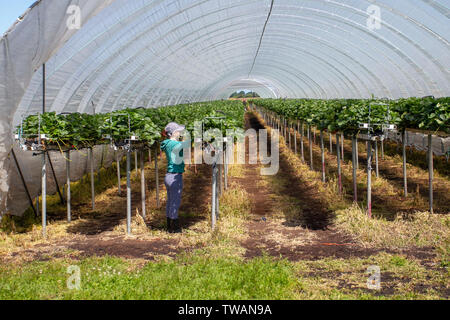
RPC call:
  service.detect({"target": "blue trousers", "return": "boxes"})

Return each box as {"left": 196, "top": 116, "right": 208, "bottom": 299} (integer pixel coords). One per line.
{"left": 164, "top": 173, "right": 183, "bottom": 219}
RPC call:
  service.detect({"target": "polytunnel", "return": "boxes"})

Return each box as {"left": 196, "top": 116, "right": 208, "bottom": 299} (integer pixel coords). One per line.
{"left": 0, "top": 0, "right": 449, "bottom": 216}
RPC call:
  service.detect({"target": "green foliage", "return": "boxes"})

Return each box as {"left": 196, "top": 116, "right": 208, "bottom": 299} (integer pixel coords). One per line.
{"left": 100, "top": 108, "right": 161, "bottom": 145}
{"left": 230, "top": 91, "right": 260, "bottom": 99}
{"left": 21, "top": 112, "right": 104, "bottom": 148}
{"left": 252, "top": 97, "right": 448, "bottom": 134}
{"left": 392, "top": 97, "right": 449, "bottom": 132}
{"left": 18, "top": 101, "right": 245, "bottom": 148}
{"left": 389, "top": 255, "right": 407, "bottom": 267}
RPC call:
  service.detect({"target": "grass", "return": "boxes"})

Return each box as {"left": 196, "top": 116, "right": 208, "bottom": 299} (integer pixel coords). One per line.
{"left": 0, "top": 250, "right": 448, "bottom": 300}
{"left": 0, "top": 255, "right": 299, "bottom": 300}
{"left": 291, "top": 252, "right": 449, "bottom": 300}
{"left": 335, "top": 204, "right": 450, "bottom": 267}
{"left": 335, "top": 204, "right": 450, "bottom": 248}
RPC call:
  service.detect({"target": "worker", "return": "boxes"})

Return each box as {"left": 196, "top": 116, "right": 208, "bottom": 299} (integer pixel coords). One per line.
{"left": 161, "top": 122, "right": 189, "bottom": 233}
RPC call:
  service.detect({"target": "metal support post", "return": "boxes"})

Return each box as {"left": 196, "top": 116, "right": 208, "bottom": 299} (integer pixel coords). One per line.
{"left": 140, "top": 149, "right": 146, "bottom": 219}
{"left": 367, "top": 140, "right": 373, "bottom": 218}
{"left": 309, "top": 125, "right": 313, "bottom": 170}
{"left": 116, "top": 151, "right": 121, "bottom": 195}
{"left": 375, "top": 140, "right": 379, "bottom": 178}
{"left": 41, "top": 152, "right": 47, "bottom": 237}
{"left": 336, "top": 134, "right": 342, "bottom": 194}
{"left": 211, "top": 162, "right": 217, "bottom": 230}
{"left": 428, "top": 134, "right": 433, "bottom": 214}
{"left": 155, "top": 148, "right": 160, "bottom": 208}
{"left": 402, "top": 130, "right": 408, "bottom": 197}
{"left": 352, "top": 136, "right": 358, "bottom": 202}
{"left": 126, "top": 150, "right": 132, "bottom": 235}
{"left": 66, "top": 151, "right": 71, "bottom": 222}
{"left": 320, "top": 130, "right": 325, "bottom": 182}
{"left": 90, "top": 148, "right": 95, "bottom": 210}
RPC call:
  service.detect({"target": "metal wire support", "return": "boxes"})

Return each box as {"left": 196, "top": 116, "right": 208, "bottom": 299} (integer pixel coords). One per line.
{"left": 134, "top": 151, "right": 138, "bottom": 173}
{"left": 402, "top": 130, "right": 408, "bottom": 197}
{"left": 336, "top": 133, "right": 342, "bottom": 194}
{"left": 301, "top": 122, "right": 305, "bottom": 162}
{"left": 329, "top": 132, "right": 333, "bottom": 154}
{"left": 224, "top": 143, "right": 229, "bottom": 191}
{"left": 116, "top": 151, "right": 121, "bottom": 195}
{"left": 41, "top": 152, "right": 47, "bottom": 237}
{"left": 155, "top": 148, "right": 160, "bottom": 209}
{"left": 66, "top": 150, "right": 71, "bottom": 223}
{"left": 288, "top": 120, "right": 291, "bottom": 149}
{"left": 90, "top": 148, "right": 95, "bottom": 210}
{"left": 41, "top": 63, "right": 47, "bottom": 237}
{"left": 140, "top": 149, "right": 146, "bottom": 219}
{"left": 428, "top": 134, "right": 433, "bottom": 214}
{"left": 367, "top": 140, "right": 373, "bottom": 218}
{"left": 320, "top": 130, "right": 326, "bottom": 183}
{"left": 375, "top": 140, "right": 379, "bottom": 178}
{"left": 285, "top": 118, "right": 288, "bottom": 141}
{"left": 218, "top": 161, "right": 223, "bottom": 197}
{"left": 352, "top": 136, "right": 358, "bottom": 203}
{"left": 308, "top": 125, "right": 313, "bottom": 170}
{"left": 211, "top": 160, "right": 218, "bottom": 230}
{"left": 356, "top": 137, "right": 359, "bottom": 170}
{"left": 216, "top": 158, "right": 220, "bottom": 220}
{"left": 126, "top": 150, "right": 132, "bottom": 235}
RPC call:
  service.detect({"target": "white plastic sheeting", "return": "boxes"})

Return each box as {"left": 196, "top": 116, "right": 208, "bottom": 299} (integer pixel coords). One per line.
{"left": 386, "top": 131, "right": 450, "bottom": 157}
{"left": 1, "top": 0, "right": 449, "bottom": 216}
{"left": 8, "top": 146, "right": 124, "bottom": 217}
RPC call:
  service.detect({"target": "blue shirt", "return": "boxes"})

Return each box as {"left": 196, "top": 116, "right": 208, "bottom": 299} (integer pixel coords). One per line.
{"left": 160, "top": 139, "right": 190, "bottom": 174}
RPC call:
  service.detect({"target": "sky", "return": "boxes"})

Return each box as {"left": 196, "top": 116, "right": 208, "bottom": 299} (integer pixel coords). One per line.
{"left": 0, "top": 0, "right": 37, "bottom": 34}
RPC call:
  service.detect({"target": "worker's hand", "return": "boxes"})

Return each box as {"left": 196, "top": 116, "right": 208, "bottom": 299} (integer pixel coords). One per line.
{"left": 194, "top": 164, "right": 198, "bottom": 174}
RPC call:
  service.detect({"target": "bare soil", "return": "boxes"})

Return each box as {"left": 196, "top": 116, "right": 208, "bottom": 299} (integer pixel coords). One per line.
{"left": 238, "top": 112, "right": 440, "bottom": 265}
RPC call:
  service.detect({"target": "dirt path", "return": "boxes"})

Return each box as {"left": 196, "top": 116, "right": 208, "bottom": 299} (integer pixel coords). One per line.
{"left": 236, "top": 113, "right": 381, "bottom": 261}
{"left": 236, "top": 112, "right": 438, "bottom": 263}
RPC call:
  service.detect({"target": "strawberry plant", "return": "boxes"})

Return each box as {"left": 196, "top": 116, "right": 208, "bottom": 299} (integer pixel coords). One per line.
{"left": 252, "top": 97, "right": 447, "bottom": 134}
{"left": 18, "top": 101, "right": 245, "bottom": 149}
